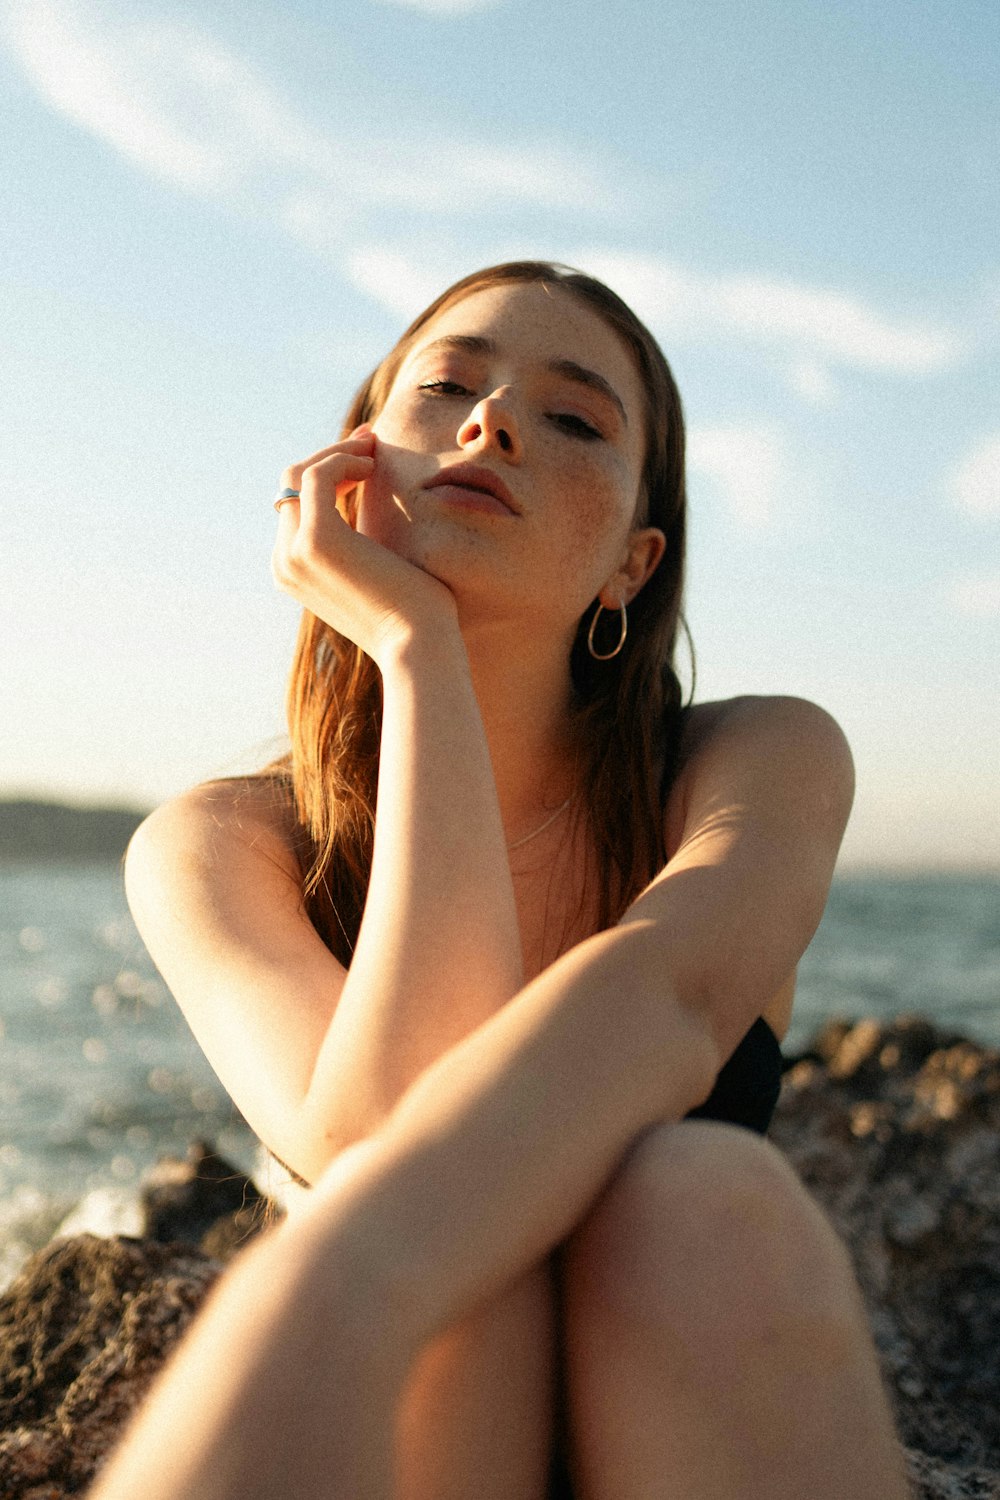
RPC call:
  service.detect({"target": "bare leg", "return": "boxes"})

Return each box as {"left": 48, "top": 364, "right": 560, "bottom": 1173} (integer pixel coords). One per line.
{"left": 90, "top": 1142, "right": 412, "bottom": 1500}
{"left": 394, "top": 1264, "right": 557, "bottom": 1500}
{"left": 559, "top": 1121, "right": 912, "bottom": 1500}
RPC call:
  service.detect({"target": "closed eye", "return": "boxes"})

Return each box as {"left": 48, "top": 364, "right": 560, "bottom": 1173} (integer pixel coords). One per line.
{"left": 418, "top": 379, "right": 472, "bottom": 397}
{"left": 552, "top": 412, "right": 603, "bottom": 440}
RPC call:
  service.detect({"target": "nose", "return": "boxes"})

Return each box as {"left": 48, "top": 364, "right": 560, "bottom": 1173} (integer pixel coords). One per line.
{"left": 457, "top": 387, "right": 522, "bottom": 460}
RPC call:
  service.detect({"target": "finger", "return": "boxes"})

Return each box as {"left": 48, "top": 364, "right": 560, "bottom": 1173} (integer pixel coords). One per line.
{"left": 280, "top": 428, "right": 375, "bottom": 492}
{"left": 273, "top": 453, "right": 374, "bottom": 561}
{"left": 271, "top": 484, "right": 298, "bottom": 590}
{"left": 296, "top": 453, "right": 375, "bottom": 548}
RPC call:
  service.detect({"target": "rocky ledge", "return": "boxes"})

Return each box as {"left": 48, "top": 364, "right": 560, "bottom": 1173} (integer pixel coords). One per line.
{"left": 1, "top": 1016, "right": 999, "bottom": 1500}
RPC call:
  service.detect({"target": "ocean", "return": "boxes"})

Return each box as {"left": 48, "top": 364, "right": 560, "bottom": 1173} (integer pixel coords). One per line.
{"left": 2, "top": 861, "right": 998, "bottom": 1289}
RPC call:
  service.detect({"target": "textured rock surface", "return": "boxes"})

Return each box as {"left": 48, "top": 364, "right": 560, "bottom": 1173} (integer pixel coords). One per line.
{"left": 0, "top": 1145, "right": 271, "bottom": 1498}
{"left": 1, "top": 1019, "right": 999, "bottom": 1499}
{"left": 771, "top": 1015, "right": 1000, "bottom": 1500}
{"left": 0, "top": 1235, "right": 221, "bottom": 1498}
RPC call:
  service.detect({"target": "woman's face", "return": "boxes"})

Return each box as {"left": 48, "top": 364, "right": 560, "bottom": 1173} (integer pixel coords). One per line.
{"left": 354, "top": 280, "right": 657, "bottom": 630}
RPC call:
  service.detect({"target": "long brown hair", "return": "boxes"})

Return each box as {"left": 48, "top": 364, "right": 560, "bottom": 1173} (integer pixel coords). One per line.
{"left": 253, "top": 261, "right": 693, "bottom": 964}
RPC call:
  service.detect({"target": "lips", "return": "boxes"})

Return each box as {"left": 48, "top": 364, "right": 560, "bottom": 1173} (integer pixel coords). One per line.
{"left": 422, "top": 463, "right": 520, "bottom": 515}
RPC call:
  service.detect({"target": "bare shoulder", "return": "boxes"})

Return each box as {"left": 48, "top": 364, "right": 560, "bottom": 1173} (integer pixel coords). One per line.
{"left": 666, "top": 695, "right": 854, "bottom": 855}
{"left": 129, "top": 775, "right": 302, "bottom": 882}
{"left": 683, "top": 693, "right": 852, "bottom": 766}
{"left": 123, "top": 775, "right": 349, "bottom": 1179}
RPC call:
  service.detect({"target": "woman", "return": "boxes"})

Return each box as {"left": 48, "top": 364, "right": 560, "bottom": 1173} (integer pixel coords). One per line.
{"left": 104, "top": 261, "right": 911, "bottom": 1499}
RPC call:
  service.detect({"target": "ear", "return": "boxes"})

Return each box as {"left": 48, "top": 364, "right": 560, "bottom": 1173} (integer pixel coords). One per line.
{"left": 598, "top": 526, "right": 666, "bottom": 609}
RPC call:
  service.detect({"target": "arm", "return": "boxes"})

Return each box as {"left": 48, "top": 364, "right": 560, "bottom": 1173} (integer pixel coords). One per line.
{"left": 341, "top": 693, "right": 856, "bottom": 1337}
{"left": 296, "top": 628, "right": 525, "bottom": 1170}
{"left": 125, "top": 436, "right": 524, "bottom": 1185}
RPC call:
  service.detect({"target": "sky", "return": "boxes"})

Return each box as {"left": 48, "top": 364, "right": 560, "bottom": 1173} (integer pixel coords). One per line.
{"left": 1, "top": 0, "right": 998, "bottom": 871}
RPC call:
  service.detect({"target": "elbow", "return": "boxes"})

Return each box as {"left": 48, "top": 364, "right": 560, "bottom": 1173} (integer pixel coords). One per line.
{"left": 611, "top": 923, "right": 723, "bottom": 1116}
{"left": 678, "top": 995, "right": 726, "bottom": 1112}
{"left": 279, "top": 1096, "right": 387, "bottom": 1191}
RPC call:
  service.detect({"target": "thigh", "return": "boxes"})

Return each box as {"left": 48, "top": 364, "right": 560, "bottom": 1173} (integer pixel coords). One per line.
{"left": 547, "top": 1119, "right": 856, "bottom": 1498}
{"left": 562, "top": 1118, "right": 850, "bottom": 1332}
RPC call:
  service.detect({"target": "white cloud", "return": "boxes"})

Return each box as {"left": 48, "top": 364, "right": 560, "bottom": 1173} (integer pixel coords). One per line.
{"left": 283, "top": 140, "right": 621, "bottom": 228}
{"left": 2, "top": 0, "right": 972, "bottom": 389}
{"left": 2, "top": 0, "right": 228, "bottom": 192}
{"left": 372, "top": 0, "right": 501, "bottom": 11}
{"left": 344, "top": 247, "right": 456, "bottom": 323}
{"left": 2, "top": 0, "right": 618, "bottom": 227}
{"left": 687, "top": 425, "right": 787, "bottom": 530}
{"left": 576, "top": 249, "right": 966, "bottom": 377}
{"left": 944, "top": 572, "right": 1000, "bottom": 620}
{"left": 948, "top": 435, "right": 1000, "bottom": 519}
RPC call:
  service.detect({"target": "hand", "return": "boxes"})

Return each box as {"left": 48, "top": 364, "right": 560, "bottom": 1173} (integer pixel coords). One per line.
{"left": 271, "top": 428, "right": 459, "bottom": 666}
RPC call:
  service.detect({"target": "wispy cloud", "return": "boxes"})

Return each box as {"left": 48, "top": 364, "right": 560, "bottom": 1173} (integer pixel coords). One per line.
{"left": 948, "top": 435, "right": 1000, "bottom": 520}
{"left": 2, "top": 0, "right": 231, "bottom": 192}
{"left": 2, "top": 0, "right": 621, "bottom": 227}
{"left": 343, "top": 239, "right": 968, "bottom": 381}
{"left": 944, "top": 572, "right": 1000, "bottom": 620}
{"left": 283, "top": 141, "right": 625, "bottom": 232}
{"left": 344, "top": 246, "right": 458, "bottom": 322}
{"left": 3, "top": 0, "right": 972, "bottom": 390}
{"left": 687, "top": 425, "right": 788, "bottom": 530}
{"left": 576, "top": 249, "right": 966, "bottom": 378}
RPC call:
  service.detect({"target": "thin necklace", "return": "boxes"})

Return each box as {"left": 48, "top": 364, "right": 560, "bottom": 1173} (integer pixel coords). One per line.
{"left": 507, "top": 795, "right": 574, "bottom": 851}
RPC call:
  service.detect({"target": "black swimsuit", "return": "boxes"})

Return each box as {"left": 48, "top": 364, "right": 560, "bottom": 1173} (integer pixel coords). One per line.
{"left": 547, "top": 1013, "right": 785, "bottom": 1499}
{"left": 683, "top": 1013, "right": 784, "bottom": 1135}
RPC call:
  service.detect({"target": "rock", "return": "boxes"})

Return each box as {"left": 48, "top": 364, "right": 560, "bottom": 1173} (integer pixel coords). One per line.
{"left": 140, "top": 1139, "right": 270, "bottom": 1251}
{"left": 0, "top": 1234, "right": 221, "bottom": 1497}
{"left": 1, "top": 1018, "right": 999, "bottom": 1499}
{"left": 0, "top": 1145, "right": 279, "bottom": 1498}
{"left": 772, "top": 1014, "right": 1000, "bottom": 1499}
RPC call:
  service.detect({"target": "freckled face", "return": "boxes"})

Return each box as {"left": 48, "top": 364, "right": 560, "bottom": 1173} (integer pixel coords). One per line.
{"left": 354, "top": 281, "right": 648, "bottom": 626}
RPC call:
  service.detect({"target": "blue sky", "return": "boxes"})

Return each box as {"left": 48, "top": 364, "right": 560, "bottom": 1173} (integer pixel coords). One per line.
{"left": 1, "top": 0, "right": 997, "bottom": 869}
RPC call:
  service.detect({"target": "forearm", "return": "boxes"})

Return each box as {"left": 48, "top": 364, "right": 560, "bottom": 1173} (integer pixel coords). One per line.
{"left": 299, "top": 628, "right": 524, "bottom": 1170}
{"left": 89, "top": 1154, "right": 409, "bottom": 1500}
{"left": 311, "top": 921, "right": 720, "bottom": 1349}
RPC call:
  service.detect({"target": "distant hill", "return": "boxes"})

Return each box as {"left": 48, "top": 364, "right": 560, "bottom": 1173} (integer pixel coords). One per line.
{"left": 0, "top": 799, "right": 153, "bottom": 862}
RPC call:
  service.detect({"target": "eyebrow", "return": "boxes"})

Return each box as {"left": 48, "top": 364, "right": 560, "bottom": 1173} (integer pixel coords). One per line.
{"left": 415, "top": 334, "right": 629, "bottom": 427}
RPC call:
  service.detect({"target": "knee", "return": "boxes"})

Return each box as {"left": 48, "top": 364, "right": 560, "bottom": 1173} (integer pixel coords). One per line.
{"left": 561, "top": 1120, "right": 860, "bottom": 1353}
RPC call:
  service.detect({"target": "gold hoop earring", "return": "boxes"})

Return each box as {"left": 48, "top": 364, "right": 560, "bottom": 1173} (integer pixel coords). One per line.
{"left": 587, "top": 600, "right": 628, "bottom": 660}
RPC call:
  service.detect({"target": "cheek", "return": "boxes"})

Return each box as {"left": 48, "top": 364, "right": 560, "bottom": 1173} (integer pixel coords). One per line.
{"left": 371, "top": 397, "right": 439, "bottom": 452}
{"left": 550, "top": 451, "right": 636, "bottom": 550}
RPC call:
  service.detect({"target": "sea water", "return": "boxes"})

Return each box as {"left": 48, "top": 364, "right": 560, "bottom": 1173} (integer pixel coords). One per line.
{"left": 1, "top": 861, "right": 998, "bottom": 1287}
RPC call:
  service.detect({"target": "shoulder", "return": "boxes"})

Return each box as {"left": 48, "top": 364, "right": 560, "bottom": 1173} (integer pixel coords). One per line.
{"left": 127, "top": 774, "right": 302, "bottom": 884}
{"left": 666, "top": 695, "right": 854, "bottom": 855}
{"left": 682, "top": 694, "right": 852, "bottom": 768}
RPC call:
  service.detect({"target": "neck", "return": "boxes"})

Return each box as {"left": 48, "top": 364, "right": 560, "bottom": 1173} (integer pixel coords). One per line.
{"left": 458, "top": 615, "right": 583, "bottom": 840}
